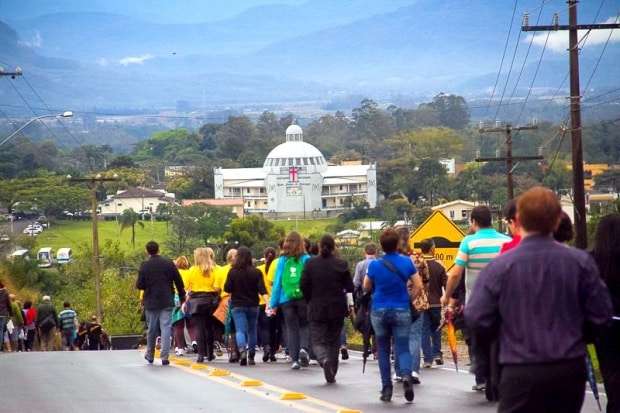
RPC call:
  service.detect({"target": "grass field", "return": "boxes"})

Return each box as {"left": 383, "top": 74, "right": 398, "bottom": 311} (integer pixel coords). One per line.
{"left": 271, "top": 217, "right": 337, "bottom": 237}
{"left": 35, "top": 220, "right": 170, "bottom": 254}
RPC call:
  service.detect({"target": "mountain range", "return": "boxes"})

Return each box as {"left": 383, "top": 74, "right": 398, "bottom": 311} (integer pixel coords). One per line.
{"left": 0, "top": 0, "right": 618, "bottom": 111}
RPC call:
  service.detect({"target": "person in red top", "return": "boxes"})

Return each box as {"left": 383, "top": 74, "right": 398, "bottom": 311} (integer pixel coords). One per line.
{"left": 22, "top": 301, "right": 37, "bottom": 351}
{"left": 500, "top": 199, "right": 522, "bottom": 254}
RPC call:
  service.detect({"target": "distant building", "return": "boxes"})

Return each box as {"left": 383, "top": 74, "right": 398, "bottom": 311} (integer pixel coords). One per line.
{"left": 165, "top": 165, "right": 196, "bottom": 178}
{"left": 431, "top": 200, "right": 476, "bottom": 222}
{"left": 181, "top": 198, "right": 245, "bottom": 218}
{"left": 214, "top": 125, "right": 377, "bottom": 217}
{"left": 99, "top": 187, "right": 177, "bottom": 217}
{"left": 582, "top": 163, "right": 620, "bottom": 191}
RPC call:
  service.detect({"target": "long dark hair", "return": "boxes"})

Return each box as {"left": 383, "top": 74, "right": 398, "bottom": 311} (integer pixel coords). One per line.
{"left": 263, "top": 247, "right": 277, "bottom": 274}
{"left": 319, "top": 234, "right": 336, "bottom": 258}
{"left": 233, "top": 246, "right": 253, "bottom": 270}
{"left": 591, "top": 213, "right": 620, "bottom": 283}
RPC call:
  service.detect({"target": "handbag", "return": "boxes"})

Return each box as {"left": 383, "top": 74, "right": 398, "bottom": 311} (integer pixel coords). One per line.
{"left": 213, "top": 296, "right": 229, "bottom": 324}
{"left": 411, "top": 255, "right": 430, "bottom": 312}
{"left": 188, "top": 292, "right": 220, "bottom": 316}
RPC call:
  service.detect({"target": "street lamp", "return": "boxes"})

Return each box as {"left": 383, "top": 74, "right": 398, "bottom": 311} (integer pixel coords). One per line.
{"left": 0, "top": 111, "right": 73, "bottom": 147}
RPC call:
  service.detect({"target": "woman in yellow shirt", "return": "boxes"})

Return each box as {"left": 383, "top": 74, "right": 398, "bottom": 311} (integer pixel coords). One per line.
{"left": 183, "top": 247, "right": 220, "bottom": 362}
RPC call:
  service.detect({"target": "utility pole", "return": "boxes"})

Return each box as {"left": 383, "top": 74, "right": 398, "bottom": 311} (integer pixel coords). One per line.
{"left": 476, "top": 122, "right": 541, "bottom": 200}
{"left": 522, "top": 0, "right": 620, "bottom": 249}
{"left": 67, "top": 173, "right": 120, "bottom": 322}
{"left": 0, "top": 66, "right": 23, "bottom": 79}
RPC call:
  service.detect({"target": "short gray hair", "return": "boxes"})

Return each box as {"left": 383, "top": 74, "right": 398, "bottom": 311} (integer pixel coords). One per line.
{"left": 42, "top": 295, "right": 51, "bottom": 301}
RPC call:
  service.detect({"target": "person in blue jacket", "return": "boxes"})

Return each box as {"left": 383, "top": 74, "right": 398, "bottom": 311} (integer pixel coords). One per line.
{"left": 269, "top": 231, "right": 310, "bottom": 370}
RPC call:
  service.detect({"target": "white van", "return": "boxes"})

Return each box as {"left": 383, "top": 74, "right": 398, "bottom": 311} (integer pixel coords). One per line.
{"left": 56, "top": 248, "right": 73, "bottom": 264}
{"left": 9, "top": 249, "right": 29, "bottom": 260}
{"left": 37, "top": 247, "right": 54, "bottom": 268}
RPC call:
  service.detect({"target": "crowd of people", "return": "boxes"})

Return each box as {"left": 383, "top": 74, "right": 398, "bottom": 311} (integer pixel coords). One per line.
{"left": 0, "top": 290, "right": 108, "bottom": 352}
{"left": 136, "top": 186, "right": 619, "bottom": 412}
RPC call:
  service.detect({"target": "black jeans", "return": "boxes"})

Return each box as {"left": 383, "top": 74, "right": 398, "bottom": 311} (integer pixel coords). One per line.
{"left": 194, "top": 313, "right": 216, "bottom": 357}
{"left": 282, "top": 299, "right": 309, "bottom": 362}
{"left": 498, "top": 358, "right": 586, "bottom": 413}
{"left": 310, "top": 317, "right": 344, "bottom": 375}
{"left": 596, "top": 323, "right": 620, "bottom": 413}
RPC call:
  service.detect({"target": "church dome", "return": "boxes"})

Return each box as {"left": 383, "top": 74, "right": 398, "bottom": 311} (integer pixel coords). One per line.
{"left": 263, "top": 125, "right": 327, "bottom": 173}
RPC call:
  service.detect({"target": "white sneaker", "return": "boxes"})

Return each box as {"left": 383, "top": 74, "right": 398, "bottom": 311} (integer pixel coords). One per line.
{"left": 175, "top": 347, "right": 184, "bottom": 356}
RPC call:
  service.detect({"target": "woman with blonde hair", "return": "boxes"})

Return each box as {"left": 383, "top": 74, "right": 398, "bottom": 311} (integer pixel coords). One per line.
{"left": 183, "top": 248, "right": 220, "bottom": 362}
{"left": 269, "top": 231, "right": 311, "bottom": 370}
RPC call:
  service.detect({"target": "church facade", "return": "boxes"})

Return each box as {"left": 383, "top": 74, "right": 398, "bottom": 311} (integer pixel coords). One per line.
{"left": 214, "top": 125, "right": 377, "bottom": 216}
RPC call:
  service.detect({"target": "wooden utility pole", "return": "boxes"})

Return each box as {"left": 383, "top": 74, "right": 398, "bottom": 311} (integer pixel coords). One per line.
{"left": 522, "top": 0, "right": 620, "bottom": 249}
{"left": 477, "top": 123, "right": 541, "bottom": 200}
{"left": 68, "top": 174, "right": 119, "bottom": 321}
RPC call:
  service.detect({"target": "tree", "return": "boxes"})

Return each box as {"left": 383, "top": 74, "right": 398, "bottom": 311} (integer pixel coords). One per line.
{"left": 594, "top": 169, "right": 620, "bottom": 193}
{"left": 108, "top": 156, "right": 137, "bottom": 169}
{"left": 421, "top": 93, "right": 470, "bottom": 129}
{"left": 119, "top": 209, "right": 144, "bottom": 248}
{"left": 414, "top": 159, "right": 449, "bottom": 205}
{"left": 216, "top": 116, "right": 256, "bottom": 160}
{"left": 350, "top": 99, "right": 396, "bottom": 159}
{"left": 223, "top": 215, "right": 284, "bottom": 257}
{"left": 389, "top": 127, "right": 464, "bottom": 160}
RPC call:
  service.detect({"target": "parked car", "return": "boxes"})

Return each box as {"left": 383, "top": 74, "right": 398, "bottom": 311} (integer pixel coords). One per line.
{"left": 9, "top": 249, "right": 29, "bottom": 260}
{"left": 0, "top": 233, "right": 10, "bottom": 242}
{"left": 37, "top": 247, "right": 54, "bottom": 268}
{"left": 56, "top": 248, "right": 73, "bottom": 265}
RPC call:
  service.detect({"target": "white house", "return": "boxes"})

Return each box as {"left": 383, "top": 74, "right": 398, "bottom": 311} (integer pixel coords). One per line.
{"left": 99, "top": 187, "right": 177, "bottom": 217}
{"left": 214, "top": 125, "right": 377, "bottom": 217}
{"left": 431, "top": 200, "right": 477, "bottom": 222}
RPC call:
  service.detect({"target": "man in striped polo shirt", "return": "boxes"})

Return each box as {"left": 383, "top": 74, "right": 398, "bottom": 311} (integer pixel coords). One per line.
{"left": 442, "top": 205, "right": 510, "bottom": 391}
{"left": 58, "top": 302, "right": 78, "bottom": 351}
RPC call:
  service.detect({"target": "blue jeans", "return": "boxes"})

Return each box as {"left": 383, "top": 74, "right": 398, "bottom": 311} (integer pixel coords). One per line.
{"left": 409, "top": 313, "right": 423, "bottom": 374}
{"left": 371, "top": 308, "right": 412, "bottom": 387}
{"left": 231, "top": 306, "right": 259, "bottom": 352}
{"left": 145, "top": 307, "right": 173, "bottom": 361}
{"left": 422, "top": 308, "right": 442, "bottom": 362}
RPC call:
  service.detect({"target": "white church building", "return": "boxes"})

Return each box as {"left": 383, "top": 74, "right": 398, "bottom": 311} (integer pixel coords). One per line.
{"left": 214, "top": 125, "right": 377, "bottom": 217}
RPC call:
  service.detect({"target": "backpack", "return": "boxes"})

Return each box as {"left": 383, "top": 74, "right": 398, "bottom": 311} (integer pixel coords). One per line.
{"left": 281, "top": 256, "right": 305, "bottom": 300}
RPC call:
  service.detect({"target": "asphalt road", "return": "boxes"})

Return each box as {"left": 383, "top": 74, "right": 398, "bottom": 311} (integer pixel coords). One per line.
{"left": 0, "top": 350, "right": 607, "bottom": 413}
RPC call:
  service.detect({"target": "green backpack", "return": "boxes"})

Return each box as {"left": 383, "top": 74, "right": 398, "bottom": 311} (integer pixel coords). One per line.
{"left": 281, "top": 256, "right": 305, "bottom": 300}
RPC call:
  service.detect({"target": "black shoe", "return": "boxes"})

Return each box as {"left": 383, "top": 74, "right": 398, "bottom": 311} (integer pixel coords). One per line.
{"left": 380, "top": 386, "right": 393, "bottom": 402}
{"left": 145, "top": 354, "right": 154, "bottom": 364}
{"left": 262, "top": 346, "right": 270, "bottom": 362}
{"left": 340, "top": 348, "right": 349, "bottom": 360}
{"left": 299, "top": 349, "right": 310, "bottom": 367}
{"left": 249, "top": 352, "right": 256, "bottom": 366}
{"left": 240, "top": 351, "right": 247, "bottom": 366}
{"left": 403, "top": 376, "right": 415, "bottom": 403}
{"left": 196, "top": 355, "right": 205, "bottom": 363}
{"left": 162, "top": 359, "right": 170, "bottom": 366}
{"left": 323, "top": 361, "right": 336, "bottom": 384}
{"left": 207, "top": 354, "right": 215, "bottom": 362}
{"left": 269, "top": 353, "right": 277, "bottom": 362}
{"left": 434, "top": 356, "right": 444, "bottom": 366}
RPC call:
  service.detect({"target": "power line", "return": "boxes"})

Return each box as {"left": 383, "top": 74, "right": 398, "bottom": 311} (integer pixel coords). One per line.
{"left": 581, "top": 13, "right": 619, "bottom": 97}
{"left": 493, "top": 19, "right": 523, "bottom": 122}
{"left": 485, "top": 0, "right": 520, "bottom": 117}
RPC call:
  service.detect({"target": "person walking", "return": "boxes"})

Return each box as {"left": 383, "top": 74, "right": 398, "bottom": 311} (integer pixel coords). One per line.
{"left": 257, "top": 247, "right": 277, "bottom": 362}
{"left": 419, "top": 239, "right": 447, "bottom": 368}
{"left": 215, "top": 249, "right": 238, "bottom": 362}
{"left": 173, "top": 256, "right": 192, "bottom": 356}
{"left": 270, "top": 231, "right": 311, "bottom": 370}
{"left": 87, "top": 315, "right": 103, "bottom": 350}
{"left": 0, "top": 281, "right": 12, "bottom": 352}
{"left": 136, "top": 241, "right": 186, "bottom": 365}
{"left": 500, "top": 199, "right": 522, "bottom": 253}
{"left": 184, "top": 247, "right": 220, "bottom": 363}
{"left": 353, "top": 243, "right": 377, "bottom": 300}
{"left": 36, "top": 296, "right": 58, "bottom": 351}
{"left": 442, "top": 205, "right": 510, "bottom": 391}
{"left": 22, "top": 300, "right": 37, "bottom": 351}
{"left": 466, "top": 187, "right": 613, "bottom": 413}
{"left": 58, "top": 302, "right": 78, "bottom": 351}
{"left": 591, "top": 214, "right": 620, "bottom": 413}
{"left": 224, "top": 247, "right": 268, "bottom": 366}
{"left": 364, "top": 228, "right": 422, "bottom": 403}
{"left": 301, "top": 234, "right": 354, "bottom": 383}
{"left": 8, "top": 294, "right": 24, "bottom": 352}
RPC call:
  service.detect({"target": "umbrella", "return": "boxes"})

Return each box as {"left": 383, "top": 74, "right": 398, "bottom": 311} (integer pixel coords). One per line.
{"left": 438, "top": 309, "right": 459, "bottom": 371}
{"left": 585, "top": 349, "right": 602, "bottom": 411}
{"left": 353, "top": 292, "right": 373, "bottom": 373}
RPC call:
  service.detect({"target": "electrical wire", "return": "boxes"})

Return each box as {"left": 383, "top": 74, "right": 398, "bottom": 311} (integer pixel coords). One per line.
{"left": 484, "top": 0, "right": 520, "bottom": 117}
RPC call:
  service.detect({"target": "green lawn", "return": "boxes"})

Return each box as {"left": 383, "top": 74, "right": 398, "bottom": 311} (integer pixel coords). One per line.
{"left": 271, "top": 218, "right": 337, "bottom": 238}
{"left": 35, "top": 220, "right": 170, "bottom": 254}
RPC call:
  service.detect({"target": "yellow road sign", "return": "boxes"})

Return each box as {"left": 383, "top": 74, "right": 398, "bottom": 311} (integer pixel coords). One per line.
{"left": 408, "top": 210, "right": 465, "bottom": 270}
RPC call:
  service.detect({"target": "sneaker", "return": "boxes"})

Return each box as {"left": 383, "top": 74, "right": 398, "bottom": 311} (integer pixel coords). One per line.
{"left": 248, "top": 352, "right": 256, "bottom": 366}
{"left": 434, "top": 357, "right": 444, "bottom": 366}
{"left": 240, "top": 351, "right": 248, "bottom": 366}
{"left": 340, "top": 347, "right": 349, "bottom": 360}
{"left": 175, "top": 347, "right": 184, "bottom": 357}
{"left": 403, "top": 376, "right": 415, "bottom": 403}
{"left": 196, "top": 355, "right": 205, "bottom": 363}
{"left": 423, "top": 361, "right": 432, "bottom": 368}
{"left": 291, "top": 361, "right": 301, "bottom": 370}
{"left": 144, "top": 354, "right": 154, "bottom": 364}
{"left": 472, "top": 382, "right": 486, "bottom": 392}
{"left": 323, "top": 361, "right": 336, "bottom": 384}
{"left": 411, "top": 372, "right": 421, "bottom": 384}
{"left": 393, "top": 373, "right": 403, "bottom": 382}
{"left": 162, "top": 359, "right": 170, "bottom": 366}
{"left": 269, "top": 353, "right": 277, "bottom": 362}
{"left": 380, "top": 385, "right": 393, "bottom": 402}
{"left": 192, "top": 341, "right": 198, "bottom": 353}
{"left": 299, "top": 349, "right": 310, "bottom": 367}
